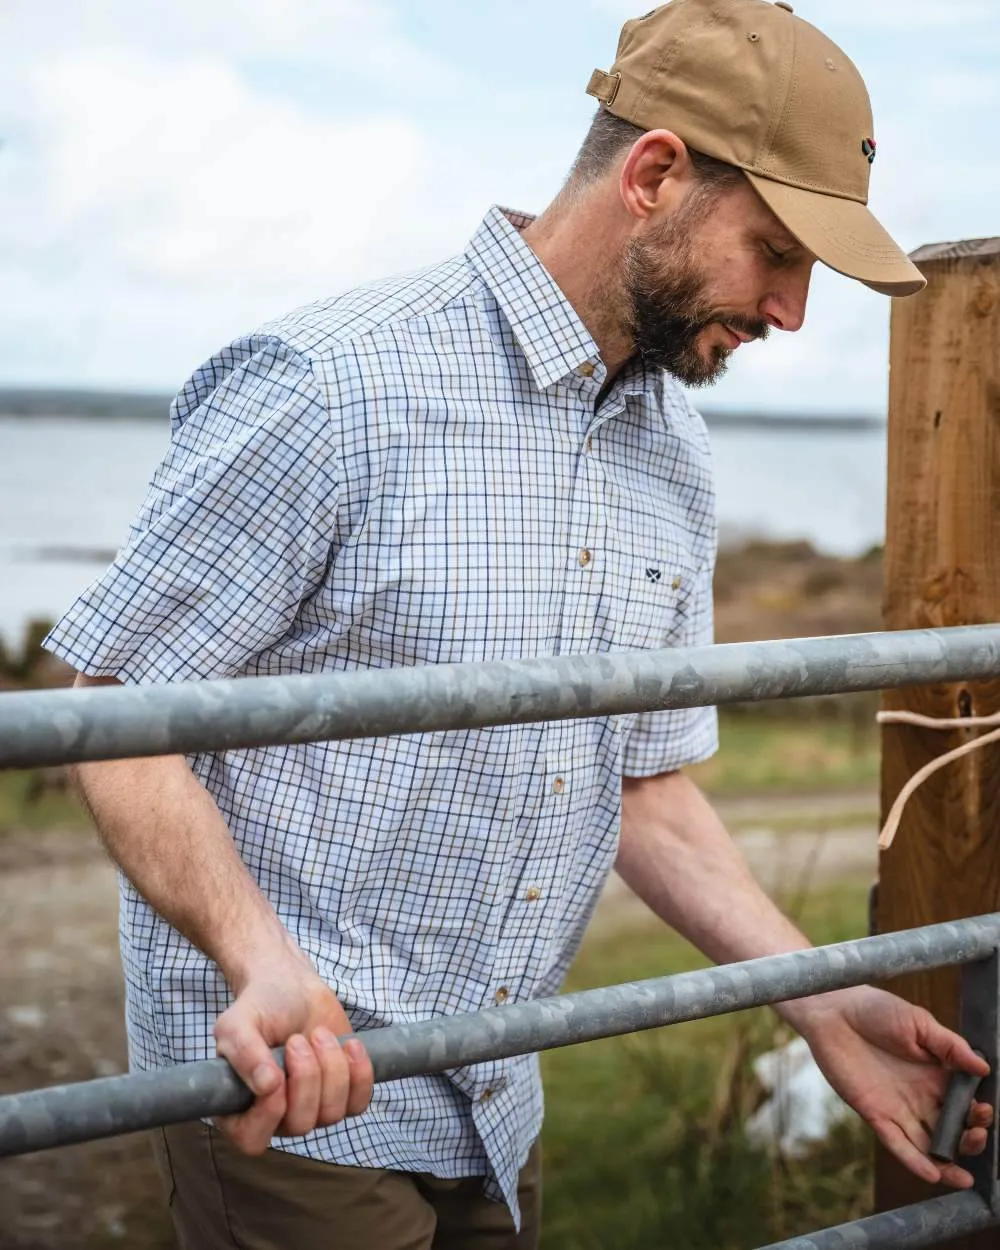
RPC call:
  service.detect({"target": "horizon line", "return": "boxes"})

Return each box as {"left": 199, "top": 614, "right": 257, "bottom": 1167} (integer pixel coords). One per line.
{"left": 0, "top": 385, "right": 888, "bottom": 429}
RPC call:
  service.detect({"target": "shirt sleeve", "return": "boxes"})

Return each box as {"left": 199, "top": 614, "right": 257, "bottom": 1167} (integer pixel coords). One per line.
{"left": 43, "top": 337, "right": 341, "bottom": 685}
{"left": 621, "top": 557, "right": 719, "bottom": 778}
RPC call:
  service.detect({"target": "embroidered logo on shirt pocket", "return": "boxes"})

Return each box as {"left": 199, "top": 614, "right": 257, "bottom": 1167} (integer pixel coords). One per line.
{"left": 616, "top": 555, "right": 698, "bottom": 653}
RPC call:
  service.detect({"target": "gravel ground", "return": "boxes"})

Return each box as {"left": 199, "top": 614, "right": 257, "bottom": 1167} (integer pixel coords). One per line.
{"left": 0, "top": 829, "right": 172, "bottom": 1249}
{"left": 0, "top": 793, "right": 878, "bottom": 1249}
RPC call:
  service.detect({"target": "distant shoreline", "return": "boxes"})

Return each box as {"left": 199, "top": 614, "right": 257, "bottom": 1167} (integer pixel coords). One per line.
{"left": 0, "top": 387, "right": 887, "bottom": 431}
{"left": 0, "top": 388, "right": 171, "bottom": 421}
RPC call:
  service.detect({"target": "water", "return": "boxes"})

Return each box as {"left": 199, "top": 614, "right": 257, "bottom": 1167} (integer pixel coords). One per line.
{"left": 0, "top": 414, "right": 886, "bottom": 647}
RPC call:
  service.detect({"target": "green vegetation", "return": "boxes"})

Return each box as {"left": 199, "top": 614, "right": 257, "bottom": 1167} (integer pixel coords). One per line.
{"left": 0, "top": 768, "right": 86, "bottom": 833}
{"left": 541, "top": 878, "right": 873, "bottom": 1248}
{"left": 0, "top": 617, "right": 57, "bottom": 686}
{"left": 691, "top": 704, "right": 880, "bottom": 796}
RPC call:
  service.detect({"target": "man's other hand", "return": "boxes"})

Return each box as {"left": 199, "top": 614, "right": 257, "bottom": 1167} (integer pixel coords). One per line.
{"left": 801, "top": 986, "right": 992, "bottom": 1190}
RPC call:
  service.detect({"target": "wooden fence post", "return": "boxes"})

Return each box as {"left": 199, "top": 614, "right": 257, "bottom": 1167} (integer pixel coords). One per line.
{"left": 876, "top": 237, "right": 1000, "bottom": 1239}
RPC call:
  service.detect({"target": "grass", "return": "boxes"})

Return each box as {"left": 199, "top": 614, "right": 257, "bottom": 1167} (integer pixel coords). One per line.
{"left": 690, "top": 705, "right": 880, "bottom": 797}
{"left": 0, "top": 768, "right": 88, "bottom": 833}
{"left": 540, "top": 877, "right": 874, "bottom": 1249}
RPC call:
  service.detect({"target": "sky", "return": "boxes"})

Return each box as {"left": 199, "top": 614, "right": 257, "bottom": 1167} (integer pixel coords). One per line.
{"left": 1, "top": 0, "right": 997, "bottom": 412}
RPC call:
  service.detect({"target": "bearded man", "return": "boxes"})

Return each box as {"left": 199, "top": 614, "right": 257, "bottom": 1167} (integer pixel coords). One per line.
{"left": 45, "top": 1, "right": 991, "bottom": 1247}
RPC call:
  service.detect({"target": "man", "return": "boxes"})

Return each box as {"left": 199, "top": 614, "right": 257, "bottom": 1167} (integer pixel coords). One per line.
{"left": 45, "top": 1, "right": 991, "bottom": 1247}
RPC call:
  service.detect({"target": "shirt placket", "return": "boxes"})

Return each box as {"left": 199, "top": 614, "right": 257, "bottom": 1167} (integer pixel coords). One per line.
{"left": 562, "top": 366, "right": 633, "bottom": 725}
{"left": 537, "top": 362, "right": 613, "bottom": 893}
{"left": 477, "top": 366, "right": 607, "bottom": 1061}
{"left": 557, "top": 362, "right": 611, "bottom": 660}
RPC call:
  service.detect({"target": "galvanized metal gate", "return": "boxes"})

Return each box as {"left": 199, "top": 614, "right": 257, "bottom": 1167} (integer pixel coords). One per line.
{"left": 2, "top": 625, "right": 1000, "bottom": 1248}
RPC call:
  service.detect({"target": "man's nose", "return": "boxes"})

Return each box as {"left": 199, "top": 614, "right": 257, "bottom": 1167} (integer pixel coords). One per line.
{"left": 760, "top": 265, "right": 813, "bottom": 333}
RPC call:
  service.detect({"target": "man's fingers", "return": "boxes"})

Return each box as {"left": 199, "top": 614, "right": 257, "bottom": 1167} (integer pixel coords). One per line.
{"left": 313, "top": 1027, "right": 351, "bottom": 1125}
{"left": 876, "top": 1121, "right": 947, "bottom": 1188}
{"left": 213, "top": 1011, "right": 291, "bottom": 1151}
{"left": 958, "top": 1126, "right": 989, "bottom": 1157}
{"left": 938, "top": 1161, "right": 977, "bottom": 1189}
{"left": 880, "top": 1117, "right": 982, "bottom": 1190}
{"left": 919, "top": 1099, "right": 991, "bottom": 1161}
{"left": 280, "top": 1034, "right": 323, "bottom": 1136}
{"left": 214, "top": 1016, "right": 283, "bottom": 1100}
{"left": 215, "top": 1083, "right": 288, "bottom": 1154}
{"left": 920, "top": 1020, "right": 990, "bottom": 1076}
{"left": 344, "top": 1037, "right": 375, "bottom": 1117}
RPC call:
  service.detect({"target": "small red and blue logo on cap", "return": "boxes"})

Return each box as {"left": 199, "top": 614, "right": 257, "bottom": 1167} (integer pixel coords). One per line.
{"left": 861, "top": 137, "right": 877, "bottom": 164}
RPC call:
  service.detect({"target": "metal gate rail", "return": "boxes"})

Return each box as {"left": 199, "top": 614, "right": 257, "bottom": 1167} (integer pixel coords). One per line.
{"left": 2, "top": 624, "right": 1000, "bottom": 770}
{"left": 2, "top": 915, "right": 996, "bottom": 1158}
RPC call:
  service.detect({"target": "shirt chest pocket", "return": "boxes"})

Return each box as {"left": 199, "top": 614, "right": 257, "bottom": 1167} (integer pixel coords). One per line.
{"left": 611, "top": 547, "right": 701, "bottom": 654}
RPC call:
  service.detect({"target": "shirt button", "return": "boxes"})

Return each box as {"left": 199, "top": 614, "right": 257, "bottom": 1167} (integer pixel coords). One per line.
{"left": 480, "top": 1088, "right": 494, "bottom": 1102}
{"left": 585, "top": 436, "right": 593, "bottom": 453}
{"left": 578, "top": 548, "right": 592, "bottom": 567}
{"left": 577, "top": 361, "right": 595, "bottom": 377}
{"left": 552, "top": 776, "right": 565, "bottom": 794}
{"left": 525, "top": 886, "right": 541, "bottom": 902}
{"left": 494, "top": 986, "right": 510, "bottom": 1005}
{"left": 672, "top": 575, "right": 681, "bottom": 590}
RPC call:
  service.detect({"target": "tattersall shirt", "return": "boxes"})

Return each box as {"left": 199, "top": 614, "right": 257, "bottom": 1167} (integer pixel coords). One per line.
{"left": 44, "top": 206, "right": 718, "bottom": 1224}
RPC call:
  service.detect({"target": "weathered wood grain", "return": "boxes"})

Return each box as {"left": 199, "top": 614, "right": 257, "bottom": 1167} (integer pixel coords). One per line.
{"left": 876, "top": 239, "right": 1000, "bottom": 1238}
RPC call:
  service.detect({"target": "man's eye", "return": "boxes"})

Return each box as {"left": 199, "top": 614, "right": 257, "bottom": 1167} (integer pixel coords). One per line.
{"left": 764, "top": 242, "right": 790, "bottom": 262}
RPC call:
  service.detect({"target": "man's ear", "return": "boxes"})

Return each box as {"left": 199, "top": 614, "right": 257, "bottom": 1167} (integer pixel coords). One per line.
{"left": 619, "top": 129, "right": 692, "bottom": 223}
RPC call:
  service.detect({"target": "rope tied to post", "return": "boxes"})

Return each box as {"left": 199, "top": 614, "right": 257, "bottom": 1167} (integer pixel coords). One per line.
{"left": 877, "top": 709, "right": 1000, "bottom": 849}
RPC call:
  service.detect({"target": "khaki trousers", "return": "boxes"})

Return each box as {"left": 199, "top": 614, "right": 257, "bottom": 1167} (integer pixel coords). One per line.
{"left": 153, "top": 1121, "right": 542, "bottom": 1250}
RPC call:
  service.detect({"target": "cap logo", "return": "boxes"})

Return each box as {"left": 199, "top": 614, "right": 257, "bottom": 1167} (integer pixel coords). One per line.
{"left": 861, "top": 137, "right": 877, "bottom": 164}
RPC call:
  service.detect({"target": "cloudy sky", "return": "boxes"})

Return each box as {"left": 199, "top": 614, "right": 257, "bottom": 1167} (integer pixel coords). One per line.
{"left": 1, "top": 0, "right": 997, "bottom": 411}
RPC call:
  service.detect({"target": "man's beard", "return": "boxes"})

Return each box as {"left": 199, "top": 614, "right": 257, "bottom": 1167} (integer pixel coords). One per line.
{"left": 622, "top": 214, "right": 770, "bottom": 387}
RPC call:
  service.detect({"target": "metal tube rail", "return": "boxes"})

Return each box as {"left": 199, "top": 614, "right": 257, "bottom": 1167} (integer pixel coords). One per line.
{"left": 3, "top": 624, "right": 1000, "bottom": 770}
{"left": 759, "top": 1191, "right": 1000, "bottom": 1249}
{"left": 2, "top": 915, "right": 998, "bottom": 1159}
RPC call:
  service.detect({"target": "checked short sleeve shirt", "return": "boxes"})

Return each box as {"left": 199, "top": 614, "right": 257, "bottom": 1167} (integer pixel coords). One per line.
{"left": 44, "top": 206, "right": 719, "bottom": 1223}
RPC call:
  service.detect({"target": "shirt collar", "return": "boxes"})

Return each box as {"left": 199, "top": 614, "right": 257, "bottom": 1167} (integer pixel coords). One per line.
{"left": 465, "top": 206, "right": 603, "bottom": 392}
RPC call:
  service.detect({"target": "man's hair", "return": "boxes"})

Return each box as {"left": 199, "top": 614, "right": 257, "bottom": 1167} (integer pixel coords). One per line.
{"left": 568, "top": 107, "right": 744, "bottom": 193}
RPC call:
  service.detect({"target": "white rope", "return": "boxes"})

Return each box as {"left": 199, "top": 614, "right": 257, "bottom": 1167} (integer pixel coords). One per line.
{"left": 876, "top": 709, "right": 1000, "bottom": 850}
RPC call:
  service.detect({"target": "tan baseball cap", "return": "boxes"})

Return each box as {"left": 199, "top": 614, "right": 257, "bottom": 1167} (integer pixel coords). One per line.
{"left": 586, "top": 0, "right": 925, "bottom": 297}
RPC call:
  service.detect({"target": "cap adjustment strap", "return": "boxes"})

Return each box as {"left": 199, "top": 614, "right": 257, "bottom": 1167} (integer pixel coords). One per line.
{"left": 586, "top": 68, "right": 622, "bottom": 107}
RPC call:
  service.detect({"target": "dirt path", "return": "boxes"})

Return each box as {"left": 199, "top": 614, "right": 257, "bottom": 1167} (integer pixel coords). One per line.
{"left": 0, "top": 829, "right": 170, "bottom": 1249}
{"left": 0, "top": 791, "right": 878, "bottom": 1249}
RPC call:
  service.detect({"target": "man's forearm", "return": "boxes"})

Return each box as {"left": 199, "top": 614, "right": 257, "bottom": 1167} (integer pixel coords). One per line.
{"left": 617, "top": 769, "right": 846, "bottom": 1034}
{"left": 70, "top": 679, "right": 372, "bottom": 1151}
{"left": 71, "top": 678, "right": 292, "bottom": 990}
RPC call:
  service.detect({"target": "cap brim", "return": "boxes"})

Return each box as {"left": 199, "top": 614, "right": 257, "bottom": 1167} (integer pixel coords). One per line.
{"left": 744, "top": 172, "right": 926, "bottom": 298}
